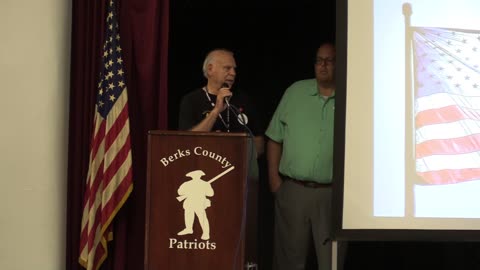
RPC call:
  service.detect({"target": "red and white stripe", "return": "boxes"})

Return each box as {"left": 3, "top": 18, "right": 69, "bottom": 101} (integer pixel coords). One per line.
{"left": 79, "top": 89, "right": 133, "bottom": 270}
{"left": 415, "top": 92, "right": 480, "bottom": 185}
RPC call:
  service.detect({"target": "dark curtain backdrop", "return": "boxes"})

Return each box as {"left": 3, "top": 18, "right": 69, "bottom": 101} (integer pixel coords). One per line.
{"left": 66, "top": 0, "right": 169, "bottom": 269}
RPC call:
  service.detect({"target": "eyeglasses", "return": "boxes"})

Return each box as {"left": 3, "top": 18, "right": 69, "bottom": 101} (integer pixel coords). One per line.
{"left": 315, "top": 57, "right": 335, "bottom": 66}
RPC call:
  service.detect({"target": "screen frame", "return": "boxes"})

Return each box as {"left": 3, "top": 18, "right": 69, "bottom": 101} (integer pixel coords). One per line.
{"left": 331, "top": 0, "right": 480, "bottom": 242}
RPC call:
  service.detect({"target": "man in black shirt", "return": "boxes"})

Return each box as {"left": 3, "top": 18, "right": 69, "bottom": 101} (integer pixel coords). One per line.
{"left": 178, "top": 48, "right": 264, "bottom": 156}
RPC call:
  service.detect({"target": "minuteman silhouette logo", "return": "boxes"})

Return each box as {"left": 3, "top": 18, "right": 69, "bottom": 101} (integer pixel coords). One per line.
{"left": 176, "top": 167, "right": 235, "bottom": 240}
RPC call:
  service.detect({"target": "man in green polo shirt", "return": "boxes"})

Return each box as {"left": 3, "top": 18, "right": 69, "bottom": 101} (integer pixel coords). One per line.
{"left": 266, "top": 42, "right": 336, "bottom": 270}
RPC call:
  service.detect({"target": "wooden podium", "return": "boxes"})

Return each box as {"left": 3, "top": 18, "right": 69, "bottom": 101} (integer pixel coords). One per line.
{"left": 144, "top": 130, "right": 258, "bottom": 270}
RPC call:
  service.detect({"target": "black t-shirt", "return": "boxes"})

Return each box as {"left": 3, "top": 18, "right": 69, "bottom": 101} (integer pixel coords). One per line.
{"left": 178, "top": 88, "right": 262, "bottom": 135}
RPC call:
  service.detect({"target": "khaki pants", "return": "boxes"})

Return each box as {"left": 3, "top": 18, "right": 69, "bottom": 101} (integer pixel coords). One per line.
{"left": 273, "top": 180, "right": 332, "bottom": 270}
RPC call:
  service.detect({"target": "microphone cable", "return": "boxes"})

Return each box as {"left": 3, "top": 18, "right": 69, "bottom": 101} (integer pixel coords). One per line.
{"left": 227, "top": 103, "right": 257, "bottom": 270}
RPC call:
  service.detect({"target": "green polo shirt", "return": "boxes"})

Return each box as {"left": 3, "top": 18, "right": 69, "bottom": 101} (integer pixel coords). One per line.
{"left": 265, "top": 79, "right": 335, "bottom": 183}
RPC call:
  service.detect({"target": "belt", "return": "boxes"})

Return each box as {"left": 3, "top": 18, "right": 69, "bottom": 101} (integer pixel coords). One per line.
{"left": 283, "top": 177, "right": 331, "bottom": 188}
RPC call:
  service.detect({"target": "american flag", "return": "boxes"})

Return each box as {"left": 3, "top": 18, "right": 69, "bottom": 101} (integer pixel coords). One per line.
{"left": 78, "top": 0, "right": 133, "bottom": 269}
{"left": 412, "top": 27, "right": 480, "bottom": 185}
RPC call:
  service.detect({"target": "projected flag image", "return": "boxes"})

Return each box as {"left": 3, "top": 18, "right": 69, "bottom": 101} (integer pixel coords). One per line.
{"left": 412, "top": 27, "right": 480, "bottom": 185}
{"left": 345, "top": 0, "right": 480, "bottom": 226}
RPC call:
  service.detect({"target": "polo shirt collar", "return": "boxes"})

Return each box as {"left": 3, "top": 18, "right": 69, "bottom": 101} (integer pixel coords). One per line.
{"left": 309, "top": 83, "right": 336, "bottom": 99}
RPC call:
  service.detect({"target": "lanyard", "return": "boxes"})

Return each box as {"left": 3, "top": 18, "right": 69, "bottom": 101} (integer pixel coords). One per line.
{"left": 203, "top": 87, "right": 230, "bottom": 132}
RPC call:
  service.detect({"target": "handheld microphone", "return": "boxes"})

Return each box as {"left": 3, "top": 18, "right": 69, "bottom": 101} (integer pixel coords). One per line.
{"left": 221, "top": 83, "right": 231, "bottom": 107}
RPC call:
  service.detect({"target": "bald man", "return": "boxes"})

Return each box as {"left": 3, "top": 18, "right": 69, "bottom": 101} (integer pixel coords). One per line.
{"left": 179, "top": 48, "right": 264, "bottom": 156}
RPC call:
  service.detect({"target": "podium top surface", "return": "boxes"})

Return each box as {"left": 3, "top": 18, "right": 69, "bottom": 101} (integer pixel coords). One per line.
{"left": 148, "top": 130, "right": 249, "bottom": 137}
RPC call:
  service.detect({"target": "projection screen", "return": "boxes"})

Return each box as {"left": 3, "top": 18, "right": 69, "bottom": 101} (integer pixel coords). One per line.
{"left": 334, "top": 0, "right": 480, "bottom": 240}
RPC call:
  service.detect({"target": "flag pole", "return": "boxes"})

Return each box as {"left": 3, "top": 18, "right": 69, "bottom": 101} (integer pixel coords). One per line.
{"left": 403, "top": 3, "right": 414, "bottom": 217}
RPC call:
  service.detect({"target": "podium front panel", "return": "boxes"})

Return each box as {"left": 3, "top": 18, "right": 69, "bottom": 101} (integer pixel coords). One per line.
{"left": 145, "top": 131, "right": 250, "bottom": 270}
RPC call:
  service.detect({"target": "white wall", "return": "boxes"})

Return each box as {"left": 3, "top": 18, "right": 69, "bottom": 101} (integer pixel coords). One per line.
{"left": 0, "top": 0, "right": 71, "bottom": 269}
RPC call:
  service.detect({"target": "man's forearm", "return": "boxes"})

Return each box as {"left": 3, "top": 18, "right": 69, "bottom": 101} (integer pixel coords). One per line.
{"left": 190, "top": 108, "right": 220, "bottom": 132}
{"left": 267, "top": 139, "right": 283, "bottom": 192}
